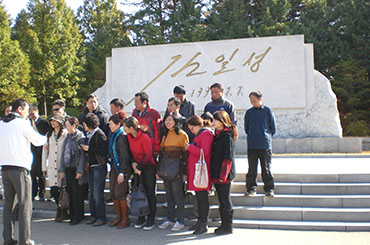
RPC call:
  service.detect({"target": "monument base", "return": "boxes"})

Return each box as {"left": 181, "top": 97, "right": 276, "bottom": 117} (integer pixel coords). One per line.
{"left": 236, "top": 137, "right": 363, "bottom": 154}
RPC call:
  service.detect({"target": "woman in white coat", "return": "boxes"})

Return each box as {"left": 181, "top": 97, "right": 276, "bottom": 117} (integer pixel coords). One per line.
{"left": 42, "top": 113, "right": 67, "bottom": 221}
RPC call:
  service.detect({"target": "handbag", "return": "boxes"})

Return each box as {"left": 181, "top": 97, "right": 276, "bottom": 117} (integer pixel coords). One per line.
{"left": 193, "top": 149, "right": 209, "bottom": 189}
{"left": 58, "top": 186, "right": 70, "bottom": 211}
{"left": 158, "top": 154, "right": 182, "bottom": 181}
{"left": 128, "top": 175, "right": 150, "bottom": 217}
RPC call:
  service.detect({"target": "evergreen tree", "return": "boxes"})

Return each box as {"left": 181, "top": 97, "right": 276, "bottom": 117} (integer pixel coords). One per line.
{"left": 12, "top": 0, "right": 82, "bottom": 115}
{"left": 0, "top": 3, "right": 33, "bottom": 110}
{"left": 206, "top": 0, "right": 254, "bottom": 40}
{"left": 77, "top": 0, "right": 131, "bottom": 101}
{"left": 129, "top": 0, "right": 174, "bottom": 45}
{"left": 165, "top": 0, "right": 207, "bottom": 43}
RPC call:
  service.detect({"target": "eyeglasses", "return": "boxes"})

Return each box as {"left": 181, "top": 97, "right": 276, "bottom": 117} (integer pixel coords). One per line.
{"left": 52, "top": 107, "right": 61, "bottom": 112}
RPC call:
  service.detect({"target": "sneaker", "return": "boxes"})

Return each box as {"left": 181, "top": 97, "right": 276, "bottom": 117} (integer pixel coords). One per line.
{"left": 162, "top": 201, "right": 168, "bottom": 208}
{"left": 134, "top": 218, "right": 146, "bottom": 229}
{"left": 143, "top": 221, "right": 155, "bottom": 231}
{"left": 265, "top": 190, "right": 275, "bottom": 197}
{"left": 171, "top": 221, "right": 185, "bottom": 232}
{"left": 245, "top": 189, "right": 257, "bottom": 196}
{"left": 158, "top": 220, "right": 174, "bottom": 229}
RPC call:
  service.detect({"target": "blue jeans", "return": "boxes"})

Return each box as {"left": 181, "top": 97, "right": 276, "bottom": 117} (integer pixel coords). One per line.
{"left": 88, "top": 165, "right": 107, "bottom": 222}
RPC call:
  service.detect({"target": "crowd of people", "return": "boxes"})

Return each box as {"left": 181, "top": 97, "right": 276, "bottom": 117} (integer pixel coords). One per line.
{"left": 0, "top": 83, "right": 276, "bottom": 244}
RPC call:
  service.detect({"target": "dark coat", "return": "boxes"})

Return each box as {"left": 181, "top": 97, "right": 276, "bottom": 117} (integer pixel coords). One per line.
{"left": 59, "top": 130, "right": 87, "bottom": 185}
{"left": 87, "top": 128, "right": 108, "bottom": 166}
{"left": 31, "top": 117, "right": 51, "bottom": 176}
{"left": 110, "top": 134, "right": 133, "bottom": 175}
{"left": 79, "top": 106, "right": 109, "bottom": 136}
{"left": 211, "top": 130, "right": 236, "bottom": 181}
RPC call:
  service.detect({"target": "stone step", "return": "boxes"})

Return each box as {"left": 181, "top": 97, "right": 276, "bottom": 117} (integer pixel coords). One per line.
{"left": 41, "top": 186, "right": 370, "bottom": 208}
{"left": 234, "top": 173, "right": 370, "bottom": 183}
{"left": 152, "top": 192, "right": 370, "bottom": 208}
{"left": 15, "top": 173, "right": 370, "bottom": 189}
{"left": 211, "top": 206, "right": 370, "bottom": 222}
{"left": 154, "top": 181, "right": 370, "bottom": 195}
{"left": 216, "top": 219, "right": 370, "bottom": 231}
{"left": 29, "top": 200, "right": 370, "bottom": 223}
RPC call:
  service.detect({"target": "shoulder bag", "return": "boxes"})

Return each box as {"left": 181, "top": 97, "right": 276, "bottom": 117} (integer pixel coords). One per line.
{"left": 128, "top": 175, "right": 150, "bottom": 217}
{"left": 193, "top": 149, "right": 209, "bottom": 188}
{"left": 158, "top": 135, "right": 182, "bottom": 181}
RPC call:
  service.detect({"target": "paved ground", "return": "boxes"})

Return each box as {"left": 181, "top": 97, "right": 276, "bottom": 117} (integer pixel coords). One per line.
{"left": 1, "top": 155, "right": 370, "bottom": 245}
{"left": 0, "top": 213, "right": 369, "bottom": 245}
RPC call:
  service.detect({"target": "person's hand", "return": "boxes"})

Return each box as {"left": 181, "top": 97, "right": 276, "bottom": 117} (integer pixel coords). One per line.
{"left": 42, "top": 171, "right": 47, "bottom": 176}
{"left": 80, "top": 144, "right": 89, "bottom": 151}
{"left": 156, "top": 174, "right": 160, "bottom": 179}
{"left": 131, "top": 162, "right": 138, "bottom": 169}
{"left": 76, "top": 173, "right": 83, "bottom": 179}
{"left": 184, "top": 143, "right": 189, "bottom": 151}
{"left": 60, "top": 172, "right": 64, "bottom": 179}
{"left": 134, "top": 169, "right": 141, "bottom": 176}
{"left": 117, "top": 174, "right": 124, "bottom": 184}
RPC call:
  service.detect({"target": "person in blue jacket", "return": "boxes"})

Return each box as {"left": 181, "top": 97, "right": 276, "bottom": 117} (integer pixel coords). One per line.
{"left": 244, "top": 90, "right": 276, "bottom": 197}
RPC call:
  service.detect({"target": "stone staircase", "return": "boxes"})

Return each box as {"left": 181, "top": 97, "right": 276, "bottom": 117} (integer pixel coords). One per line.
{"left": 154, "top": 173, "right": 370, "bottom": 231}
{"left": 4, "top": 168, "right": 370, "bottom": 231}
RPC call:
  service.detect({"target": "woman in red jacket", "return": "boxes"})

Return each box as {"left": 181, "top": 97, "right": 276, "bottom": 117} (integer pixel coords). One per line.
{"left": 123, "top": 117, "right": 156, "bottom": 231}
{"left": 185, "top": 116, "right": 214, "bottom": 234}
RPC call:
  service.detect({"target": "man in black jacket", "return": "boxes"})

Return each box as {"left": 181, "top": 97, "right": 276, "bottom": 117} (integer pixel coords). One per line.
{"left": 173, "top": 85, "right": 195, "bottom": 119}
{"left": 29, "top": 104, "right": 50, "bottom": 201}
{"left": 79, "top": 94, "right": 109, "bottom": 136}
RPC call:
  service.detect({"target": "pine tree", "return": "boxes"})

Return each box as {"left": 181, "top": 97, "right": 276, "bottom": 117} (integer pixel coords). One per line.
{"left": 165, "top": 0, "right": 207, "bottom": 43}
{"left": 0, "top": 3, "right": 33, "bottom": 110}
{"left": 206, "top": 0, "right": 254, "bottom": 40}
{"left": 77, "top": 0, "right": 131, "bottom": 101}
{"left": 12, "top": 0, "right": 82, "bottom": 115}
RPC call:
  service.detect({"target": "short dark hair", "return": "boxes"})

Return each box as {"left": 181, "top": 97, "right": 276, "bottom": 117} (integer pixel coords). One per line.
{"left": 249, "top": 90, "right": 262, "bottom": 99}
{"left": 187, "top": 115, "right": 203, "bottom": 127}
{"left": 168, "top": 97, "right": 181, "bottom": 107}
{"left": 11, "top": 99, "right": 28, "bottom": 112}
{"left": 210, "top": 83, "right": 224, "bottom": 91}
{"left": 66, "top": 116, "right": 79, "bottom": 127}
{"left": 173, "top": 85, "right": 186, "bottom": 95}
{"left": 135, "top": 92, "right": 149, "bottom": 103}
{"left": 109, "top": 111, "right": 126, "bottom": 125}
{"left": 123, "top": 117, "right": 139, "bottom": 130}
{"left": 110, "top": 98, "right": 125, "bottom": 109}
{"left": 82, "top": 113, "right": 100, "bottom": 129}
{"left": 52, "top": 99, "right": 65, "bottom": 108}
{"left": 29, "top": 104, "right": 39, "bottom": 112}
{"left": 86, "top": 94, "right": 98, "bottom": 102}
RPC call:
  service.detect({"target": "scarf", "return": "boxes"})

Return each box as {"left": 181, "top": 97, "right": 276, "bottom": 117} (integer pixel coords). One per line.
{"left": 109, "top": 127, "right": 124, "bottom": 171}
{"left": 87, "top": 127, "right": 100, "bottom": 144}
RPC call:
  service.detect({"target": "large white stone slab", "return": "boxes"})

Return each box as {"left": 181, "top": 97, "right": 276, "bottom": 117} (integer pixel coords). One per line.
{"left": 95, "top": 35, "right": 343, "bottom": 146}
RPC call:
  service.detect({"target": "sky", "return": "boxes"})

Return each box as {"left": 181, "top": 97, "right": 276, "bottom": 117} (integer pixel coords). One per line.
{"left": 2, "top": 0, "right": 139, "bottom": 21}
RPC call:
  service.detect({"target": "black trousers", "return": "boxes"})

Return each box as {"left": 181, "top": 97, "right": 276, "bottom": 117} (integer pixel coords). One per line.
{"left": 31, "top": 174, "right": 45, "bottom": 199}
{"left": 139, "top": 165, "right": 157, "bottom": 222}
{"left": 50, "top": 186, "right": 61, "bottom": 207}
{"left": 214, "top": 183, "right": 232, "bottom": 210}
{"left": 65, "top": 167, "right": 85, "bottom": 222}
{"left": 196, "top": 191, "right": 209, "bottom": 222}
{"left": 246, "top": 149, "right": 275, "bottom": 192}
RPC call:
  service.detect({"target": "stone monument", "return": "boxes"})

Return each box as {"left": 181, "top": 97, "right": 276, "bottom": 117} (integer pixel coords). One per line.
{"left": 95, "top": 35, "right": 362, "bottom": 153}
